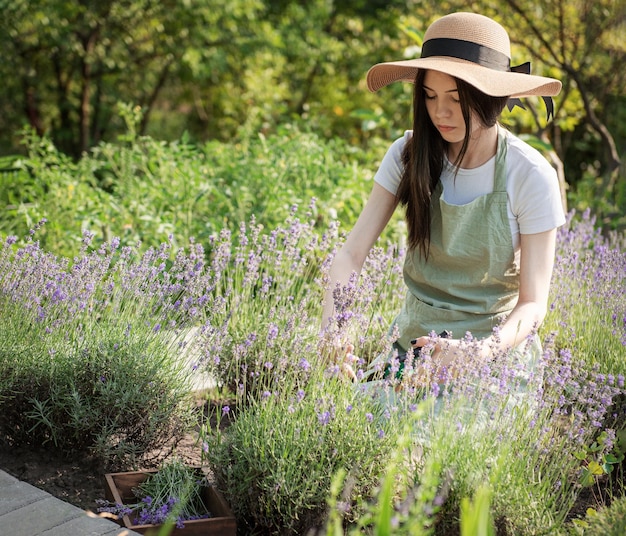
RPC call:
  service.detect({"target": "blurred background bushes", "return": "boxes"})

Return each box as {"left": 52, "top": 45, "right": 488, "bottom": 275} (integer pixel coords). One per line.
{"left": 0, "top": 0, "right": 624, "bottom": 243}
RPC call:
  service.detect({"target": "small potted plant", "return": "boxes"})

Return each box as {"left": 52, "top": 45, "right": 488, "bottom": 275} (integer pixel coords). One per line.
{"left": 100, "top": 457, "right": 236, "bottom": 535}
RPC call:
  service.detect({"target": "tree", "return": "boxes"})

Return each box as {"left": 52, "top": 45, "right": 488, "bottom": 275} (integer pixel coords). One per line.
{"left": 500, "top": 0, "right": 625, "bottom": 197}
{"left": 0, "top": 0, "right": 263, "bottom": 156}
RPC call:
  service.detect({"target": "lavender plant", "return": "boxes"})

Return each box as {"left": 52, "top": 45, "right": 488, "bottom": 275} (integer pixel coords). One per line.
{"left": 197, "top": 206, "right": 624, "bottom": 534}
{"left": 198, "top": 201, "right": 405, "bottom": 400}
{"left": 324, "top": 415, "right": 447, "bottom": 536}
{"left": 544, "top": 209, "right": 626, "bottom": 377}
{"left": 372, "top": 334, "right": 622, "bottom": 535}
{"left": 0, "top": 226, "right": 206, "bottom": 465}
{"left": 203, "top": 367, "right": 413, "bottom": 535}
{"left": 2, "top": 191, "right": 624, "bottom": 535}
{"left": 317, "top": 211, "right": 625, "bottom": 535}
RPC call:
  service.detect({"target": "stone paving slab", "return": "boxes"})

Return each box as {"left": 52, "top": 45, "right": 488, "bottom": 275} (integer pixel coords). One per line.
{"left": 0, "top": 469, "right": 140, "bottom": 536}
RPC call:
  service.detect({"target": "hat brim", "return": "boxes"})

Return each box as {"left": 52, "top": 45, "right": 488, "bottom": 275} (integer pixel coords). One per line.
{"left": 366, "top": 57, "right": 561, "bottom": 98}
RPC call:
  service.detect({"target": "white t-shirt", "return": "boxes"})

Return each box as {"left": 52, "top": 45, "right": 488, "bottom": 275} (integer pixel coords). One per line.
{"left": 374, "top": 129, "right": 566, "bottom": 253}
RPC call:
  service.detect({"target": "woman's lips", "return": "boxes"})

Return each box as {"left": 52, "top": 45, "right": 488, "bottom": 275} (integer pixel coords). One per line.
{"left": 437, "top": 125, "right": 455, "bottom": 133}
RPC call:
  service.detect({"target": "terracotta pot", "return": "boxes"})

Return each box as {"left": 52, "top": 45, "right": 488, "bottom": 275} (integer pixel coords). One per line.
{"left": 103, "top": 469, "right": 236, "bottom": 535}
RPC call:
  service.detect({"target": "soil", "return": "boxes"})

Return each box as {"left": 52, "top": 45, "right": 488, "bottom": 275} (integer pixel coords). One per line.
{"left": 0, "top": 397, "right": 231, "bottom": 515}
{"left": 0, "top": 432, "right": 203, "bottom": 513}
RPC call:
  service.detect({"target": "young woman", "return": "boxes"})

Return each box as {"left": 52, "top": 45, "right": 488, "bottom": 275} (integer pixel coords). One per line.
{"left": 321, "top": 12, "right": 565, "bottom": 386}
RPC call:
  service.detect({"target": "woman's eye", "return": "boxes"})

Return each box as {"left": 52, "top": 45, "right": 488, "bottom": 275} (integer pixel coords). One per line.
{"left": 425, "top": 94, "right": 435, "bottom": 100}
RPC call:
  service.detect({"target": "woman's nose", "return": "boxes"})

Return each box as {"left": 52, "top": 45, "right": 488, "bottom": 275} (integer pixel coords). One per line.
{"left": 435, "top": 101, "right": 451, "bottom": 118}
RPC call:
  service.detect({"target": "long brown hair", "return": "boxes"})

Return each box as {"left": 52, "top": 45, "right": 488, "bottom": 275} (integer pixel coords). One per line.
{"left": 397, "top": 70, "right": 508, "bottom": 258}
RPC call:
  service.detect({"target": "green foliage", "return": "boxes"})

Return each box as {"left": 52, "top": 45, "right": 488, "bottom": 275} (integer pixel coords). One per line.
{"left": 570, "top": 495, "right": 626, "bottom": 535}
{"left": 204, "top": 374, "right": 406, "bottom": 535}
{"left": 0, "top": 120, "right": 403, "bottom": 259}
{"left": 460, "top": 484, "right": 496, "bottom": 536}
{"left": 575, "top": 431, "right": 625, "bottom": 488}
{"left": 0, "top": 118, "right": 624, "bottom": 535}
{"left": 325, "top": 418, "right": 444, "bottom": 536}
{"left": 423, "top": 392, "right": 581, "bottom": 535}
{"left": 1, "top": 0, "right": 624, "bottom": 230}
{"left": 0, "top": 0, "right": 267, "bottom": 154}
{"left": 567, "top": 163, "right": 626, "bottom": 233}
{"left": 542, "top": 210, "right": 626, "bottom": 377}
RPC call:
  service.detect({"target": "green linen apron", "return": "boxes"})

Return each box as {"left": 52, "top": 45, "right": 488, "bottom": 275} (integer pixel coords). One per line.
{"left": 393, "top": 126, "right": 519, "bottom": 350}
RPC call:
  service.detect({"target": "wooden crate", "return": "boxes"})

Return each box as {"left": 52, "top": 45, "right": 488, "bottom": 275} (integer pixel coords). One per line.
{"left": 103, "top": 469, "right": 236, "bottom": 536}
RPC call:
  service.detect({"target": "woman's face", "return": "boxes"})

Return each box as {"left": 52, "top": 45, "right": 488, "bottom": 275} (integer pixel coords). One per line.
{"left": 423, "top": 70, "right": 480, "bottom": 145}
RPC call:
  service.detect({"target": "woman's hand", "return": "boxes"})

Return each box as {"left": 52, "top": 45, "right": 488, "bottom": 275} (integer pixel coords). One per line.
{"left": 318, "top": 336, "right": 358, "bottom": 381}
{"left": 340, "top": 343, "right": 358, "bottom": 381}
{"left": 407, "top": 333, "right": 459, "bottom": 386}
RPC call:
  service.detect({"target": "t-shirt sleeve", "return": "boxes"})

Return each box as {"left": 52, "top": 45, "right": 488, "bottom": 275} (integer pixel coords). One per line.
{"left": 511, "top": 153, "right": 566, "bottom": 235}
{"left": 373, "top": 132, "right": 410, "bottom": 195}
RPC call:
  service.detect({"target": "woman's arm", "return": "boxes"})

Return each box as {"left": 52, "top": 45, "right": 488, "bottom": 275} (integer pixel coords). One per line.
{"left": 485, "top": 227, "right": 557, "bottom": 350}
{"left": 321, "top": 183, "right": 399, "bottom": 332}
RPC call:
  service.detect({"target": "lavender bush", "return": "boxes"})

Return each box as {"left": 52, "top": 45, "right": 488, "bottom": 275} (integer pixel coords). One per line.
{"left": 545, "top": 209, "right": 626, "bottom": 377}
{"left": 0, "top": 226, "right": 205, "bottom": 465}
{"left": 197, "top": 201, "right": 405, "bottom": 399}
{"left": 203, "top": 367, "right": 417, "bottom": 535}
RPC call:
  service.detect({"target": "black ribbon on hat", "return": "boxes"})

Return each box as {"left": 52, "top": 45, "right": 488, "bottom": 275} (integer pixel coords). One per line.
{"left": 421, "top": 38, "right": 555, "bottom": 120}
{"left": 507, "top": 62, "right": 555, "bottom": 121}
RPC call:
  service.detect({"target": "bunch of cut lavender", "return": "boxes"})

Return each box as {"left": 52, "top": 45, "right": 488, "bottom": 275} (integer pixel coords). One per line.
{"left": 99, "top": 458, "right": 211, "bottom": 529}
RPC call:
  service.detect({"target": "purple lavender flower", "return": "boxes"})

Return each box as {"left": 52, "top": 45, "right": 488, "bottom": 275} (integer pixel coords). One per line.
{"left": 318, "top": 411, "right": 331, "bottom": 426}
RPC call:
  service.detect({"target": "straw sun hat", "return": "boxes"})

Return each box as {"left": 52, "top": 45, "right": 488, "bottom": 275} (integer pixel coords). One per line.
{"left": 366, "top": 12, "right": 561, "bottom": 116}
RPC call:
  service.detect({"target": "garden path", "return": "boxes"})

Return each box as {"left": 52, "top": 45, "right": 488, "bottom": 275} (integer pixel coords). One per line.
{"left": 0, "top": 468, "right": 140, "bottom": 535}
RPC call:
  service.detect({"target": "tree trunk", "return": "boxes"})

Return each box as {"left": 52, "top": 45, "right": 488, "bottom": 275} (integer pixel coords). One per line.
{"left": 139, "top": 60, "right": 173, "bottom": 136}
{"left": 566, "top": 68, "right": 621, "bottom": 193}
{"left": 79, "top": 29, "right": 100, "bottom": 155}
{"left": 52, "top": 55, "right": 77, "bottom": 156}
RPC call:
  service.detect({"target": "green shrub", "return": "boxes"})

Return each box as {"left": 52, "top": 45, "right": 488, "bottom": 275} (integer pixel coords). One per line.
{"left": 1, "top": 119, "right": 403, "bottom": 259}
{"left": 203, "top": 374, "right": 409, "bottom": 535}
